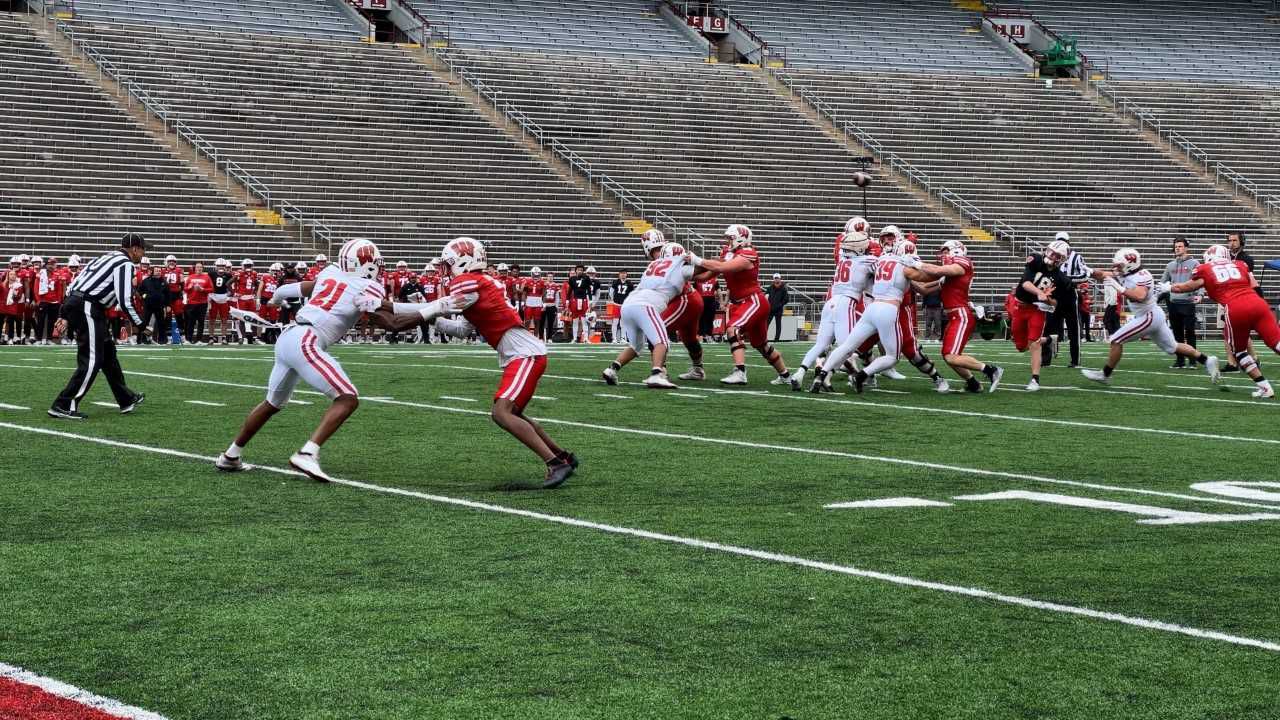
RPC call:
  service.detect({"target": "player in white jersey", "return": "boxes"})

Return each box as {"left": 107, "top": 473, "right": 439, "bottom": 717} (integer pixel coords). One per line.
{"left": 793, "top": 217, "right": 876, "bottom": 390}
{"left": 602, "top": 230, "right": 702, "bottom": 389}
{"left": 216, "top": 238, "right": 403, "bottom": 481}
{"left": 810, "top": 234, "right": 945, "bottom": 393}
{"left": 1079, "top": 248, "right": 1219, "bottom": 385}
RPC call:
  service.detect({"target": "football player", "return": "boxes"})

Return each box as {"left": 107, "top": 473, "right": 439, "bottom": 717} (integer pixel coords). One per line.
{"left": 1080, "top": 248, "right": 1219, "bottom": 386}
{"left": 662, "top": 279, "right": 707, "bottom": 381}
{"left": 793, "top": 217, "right": 875, "bottom": 390}
{"left": 523, "top": 266, "right": 547, "bottom": 335}
{"left": 378, "top": 238, "right": 576, "bottom": 488}
{"left": 602, "top": 230, "right": 702, "bottom": 388}
{"left": 208, "top": 258, "right": 234, "bottom": 344}
{"left": 697, "top": 224, "right": 797, "bottom": 387}
{"left": 233, "top": 258, "right": 259, "bottom": 343}
{"left": 1009, "top": 240, "right": 1069, "bottom": 391}
{"left": 1171, "top": 244, "right": 1274, "bottom": 395}
{"left": 931, "top": 239, "right": 1003, "bottom": 393}
{"left": 217, "top": 239, "right": 396, "bottom": 481}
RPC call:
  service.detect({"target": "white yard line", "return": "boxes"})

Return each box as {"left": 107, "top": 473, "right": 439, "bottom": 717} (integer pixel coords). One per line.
{"left": 91, "top": 401, "right": 117, "bottom": 408}
{"left": 0, "top": 403, "right": 30, "bottom": 410}
{"left": 439, "top": 396, "right": 478, "bottom": 403}
{"left": 0, "top": 421, "right": 1276, "bottom": 654}
{"left": 594, "top": 393, "right": 632, "bottom": 400}
{"left": 0, "top": 660, "right": 170, "bottom": 719}
{"left": 184, "top": 400, "right": 225, "bottom": 407}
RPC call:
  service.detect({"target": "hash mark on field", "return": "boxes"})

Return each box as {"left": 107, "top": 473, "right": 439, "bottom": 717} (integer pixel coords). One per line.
{"left": 288, "top": 400, "right": 313, "bottom": 405}
{"left": 91, "top": 402, "right": 117, "bottom": 408}
{"left": 0, "top": 403, "right": 30, "bottom": 411}
{"left": 1169, "top": 385, "right": 1212, "bottom": 391}
{"left": 185, "top": 400, "right": 225, "bottom": 407}
{"left": 533, "top": 395, "right": 557, "bottom": 401}
{"left": 440, "top": 396, "right": 478, "bottom": 403}
{"left": 870, "top": 388, "right": 910, "bottom": 395}
{"left": 595, "top": 393, "right": 631, "bottom": 400}
{"left": 671, "top": 393, "right": 705, "bottom": 399}
{"left": 3, "top": 421, "right": 1279, "bottom": 655}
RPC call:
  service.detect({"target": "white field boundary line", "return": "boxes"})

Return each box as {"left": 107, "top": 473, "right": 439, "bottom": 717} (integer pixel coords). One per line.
{"left": 42, "top": 367, "right": 1280, "bottom": 513}
{"left": 1, "top": 422, "right": 1277, "bottom": 655}
{"left": 0, "top": 661, "right": 169, "bottom": 720}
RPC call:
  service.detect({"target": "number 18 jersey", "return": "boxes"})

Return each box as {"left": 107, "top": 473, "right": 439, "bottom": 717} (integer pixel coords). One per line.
{"left": 296, "top": 265, "right": 385, "bottom": 347}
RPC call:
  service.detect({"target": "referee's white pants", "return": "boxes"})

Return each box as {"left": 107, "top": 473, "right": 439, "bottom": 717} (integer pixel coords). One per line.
{"left": 621, "top": 301, "right": 669, "bottom": 354}
{"left": 802, "top": 295, "right": 858, "bottom": 369}
{"left": 266, "top": 325, "right": 358, "bottom": 407}
{"left": 822, "top": 302, "right": 900, "bottom": 376}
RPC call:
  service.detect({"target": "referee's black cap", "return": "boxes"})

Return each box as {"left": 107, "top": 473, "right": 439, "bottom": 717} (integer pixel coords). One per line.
{"left": 121, "top": 233, "right": 147, "bottom": 249}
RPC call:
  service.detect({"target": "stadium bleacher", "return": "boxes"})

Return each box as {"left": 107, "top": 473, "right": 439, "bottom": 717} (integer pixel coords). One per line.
{"left": 779, "top": 69, "right": 1278, "bottom": 272}
{"left": 66, "top": 21, "right": 642, "bottom": 274}
{"left": 0, "top": 13, "right": 298, "bottom": 264}
{"left": 726, "top": 0, "right": 1024, "bottom": 74}
{"left": 418, "top": 0, "right": 705, "bottom": 59}
{"left": 70, "top": 0, "right": 362, "bottom": 40}
{"left": 1004, "top": 0, "right": 1280, "bottom": 83}
{"left": 444, "top": 50, "right": 1015, "bottom": 299}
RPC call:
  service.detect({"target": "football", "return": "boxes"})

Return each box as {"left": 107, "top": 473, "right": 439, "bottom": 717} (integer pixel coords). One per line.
{"left": 853, "top": 171, "right": 873, "bottom": 187}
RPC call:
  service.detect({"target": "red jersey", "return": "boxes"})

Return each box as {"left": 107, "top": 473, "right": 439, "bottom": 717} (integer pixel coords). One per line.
{"left": 500, "top": 274, "right": 520, "bottom": 303}
{"left": 163, "top": 265, "right": 184, "bottom": 293}
{"left": 259, "top": 273, "right": 279, "bottom": 300}
{"left": 448, "top": 271, "right": 522, "bottom": 348}
{"left": 134, "top": 268, "right": 149, "bottom": 290}
{"left": 37, "top": 267, "right": 70, "bottom": 304}
{"left": 697, "top": 277, "right": 718, "bottom": 298}
{"left": 720, "top": 245, "right": 761, "bottom": 301}
{"left": 542, "top": 280, "right": 559, "bottom": 305}
{"left": 522, "top": 277, "right": 546, "bottom": 302}
{"left": 185, "top": 273, "right": 213, "bottom": 305}
{"left": 234, "top": 270, "right": 259, "bottom": 298}
{"left": 304, "top": 265, "right": 326, "bottom": 281}
{"left": 420, "top": 272, "right": 441, "bottom": 301}
{"left": 1194, "top": 260, "right": 1257, "bottom": 305}
{"left": 939, "top": 255, "right": 974, "bottom": 309}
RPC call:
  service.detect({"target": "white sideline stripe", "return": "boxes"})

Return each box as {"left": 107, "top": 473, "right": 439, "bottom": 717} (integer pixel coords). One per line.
{"left": 594, "top": 393, "right": 631, "bottom": 400}
{"left": 0, "top": 403, "right": 30, "bottom": 410}
{"left": 41, "top": 368, "right": 1280, "bottom": 512}
{"left": 0, "top": 660, "right": 169, "bottom": 720}
{"left": 1, "top": 422, "right": 1277, "bottom": 655}
{"left": 184, "top": 400, "right": 225, "bottom": 407}
{"left": 439, "top": 396, "right": 477, "bottom": 403}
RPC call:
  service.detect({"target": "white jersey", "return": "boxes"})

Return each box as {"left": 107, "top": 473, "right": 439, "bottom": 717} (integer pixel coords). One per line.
{"left": 627, "top": 244, "right": 693, "bottom": 310}
{"left": 1122, "top": 269, "right": 1157, "bottom": 316}
{"left": 870, "top": 254, "right": 920, "bottom": 302}
{"left": 831, "top": 251, "right": 875, "bottom": 299}
{"left": 294, "top": 265, "right": 385, "bottom": 347}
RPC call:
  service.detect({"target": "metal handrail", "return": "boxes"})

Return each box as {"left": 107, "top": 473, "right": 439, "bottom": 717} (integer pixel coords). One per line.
{"left": 433, "top": 46, "right": 711, "bottom": 255}
{"left": 52, "top": 19, "right": 335, "bottom": 246}
{"left": 395, "top": 0, "right": 433, "bottom": 45}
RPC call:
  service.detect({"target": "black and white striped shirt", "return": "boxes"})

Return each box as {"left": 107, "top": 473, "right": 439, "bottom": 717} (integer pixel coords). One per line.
{"left": 68, "top": 250, "right": 144, "bottom": 325}
{"left": 1063, "top": 251, "right": 1092, "bottom": 286}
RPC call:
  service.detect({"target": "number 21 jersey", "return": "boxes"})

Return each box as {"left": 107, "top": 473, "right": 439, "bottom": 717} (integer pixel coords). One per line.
{"left": 296, "top": 265, "right": 385, "bottom": 347}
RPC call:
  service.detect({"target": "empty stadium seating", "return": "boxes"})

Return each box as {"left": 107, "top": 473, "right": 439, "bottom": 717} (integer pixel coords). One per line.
{"left": 1005, "top": 0, "right": 1280, "bottom": 83}
{"left": 0, "top": 13, "right": 298, "bottom": 264}
{"left": 442, "top": 50, "right": 1024, "bottom": 299}
{"left": 66, "top": 21, "right": 642, "bottom": 273}
{"left": 70, "top": 0, "right": 361, "bottom": 40}
{"left": 726, "top": 0, "right": 1023, "bottom": 74}
{"left": 1103, "top": 81, "right": 1280, "bottom": 201}
{"left": 419, "top": 0, "right": 704, "bottom": 59}
{"left": 780, "top": 69, "right": 1278, "bottom": 272}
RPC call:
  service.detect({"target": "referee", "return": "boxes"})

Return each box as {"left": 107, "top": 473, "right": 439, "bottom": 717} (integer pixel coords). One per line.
{"left": 48, "top": 233, "right": 149, "bottom": 420}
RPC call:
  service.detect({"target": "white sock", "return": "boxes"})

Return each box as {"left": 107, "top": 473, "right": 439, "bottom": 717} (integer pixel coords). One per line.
{"left": 225, "top": 443, "right": 243, "bottom": 459}
{"left": 301, "top": 441, "right": 320, "bottom": 456}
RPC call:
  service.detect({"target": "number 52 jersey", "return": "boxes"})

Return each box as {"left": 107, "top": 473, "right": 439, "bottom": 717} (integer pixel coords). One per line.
{"left": 295, "top": 265, "right": 386, "bottom": 347}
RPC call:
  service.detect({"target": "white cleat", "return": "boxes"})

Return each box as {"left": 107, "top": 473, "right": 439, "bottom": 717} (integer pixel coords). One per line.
{"left": 1026, "top": 379, "right": 1041, "bottom": 392}
{"left": 720, "top": 369, "right": 748, "bottom": 385}
{"left": 988, "top": 366, "right": 1005, "bottom": 393}
{"left": 791, "top": 368, "right": 806, "bottom": 390}
{"left": 1080, "top": 368, "right": 1110, "bottom": 385}
{"left": 214, "top": 453, "right": 244, "bottom": 472}
{"left": 601, "top": 366, "right": 619, "bottom": 386}
{"left": 289, "top": 452, "right": 331, "bottom": 482}
{"left": 1254, "top": 381, "right": 1275, "bottom": 399}
{"left": 770, "top": 374, "right": 793, "bottom": 386}
{"left": 1205, "top": 356, "right": 1221, "bottom": 384}
{"left": 644, "top": 373, "right": 678, "bottom": 389}
{"left": 883, "top": 368, "right": 907, "bottom": 381}
{"left": 934, "top": 377, "right": 951, "bottom": 394}
{"left": 678, "top": 366, "right": 705, "bottom": 381}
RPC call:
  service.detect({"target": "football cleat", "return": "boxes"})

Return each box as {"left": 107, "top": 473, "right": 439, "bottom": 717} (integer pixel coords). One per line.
{"left": 770, "top": 374, "right": 793, "bottom": 386}
{"left": 543, "top": 459, "right": 574, "bottom": 489}
{"left": 678, "top": 366, "right": 705, "bottom": 381}
{"left": 1205, "top": 356, "right": 1221, "bottom": 384}
{"left": 853, "top": 371, "right": 869, "bottom": 394}
{"left": 120, "top": 393, "right": 145, "bottom": 414}
{"left": 1080, "top": 368, "right": 1110, "bottom": 385}
{"left": 933, "top": 377, "right": 951, "bottom": 394}
{"left": 47, "top": 406, "right": 86, "bottom": 420}
{"left": 1026, "top": 379, "right": 1041, "bottom": 392}
{"left": 644, "top": 373, "right": 678, "bottom": 389}
{"left": 289, "top": 452, "right": 331, "bottom": 483}
{"left": 791, "top": 368, "right": 806, "bottom": 390}
{"left": 215, "top": 453, "right": 245, "bottom": 472}
{"left": 720, "top": 369, "right": 748, "bottom": 385}
{"left": 1254, "top": 382, "right": 1275, "bottom": 399}
{"left": 601, "top": 367, "right": 619, "bottom": 386}
{"left": 987, "top": 366, "right": 1005, "bottom": 393}
{"left": 883, "top": 368, "right": 907, "bottom": 381}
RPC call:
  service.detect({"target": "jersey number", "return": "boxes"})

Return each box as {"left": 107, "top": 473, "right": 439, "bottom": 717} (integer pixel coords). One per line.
{"left": 875, "top": 261, "right": 898, "bottom": 282}
{"left": 310, "top": 279, "right": 348, "bottom": 311}
{"left": 835, "top": 260, "right": 852, "bottom": 283}
{"left": 1212, "top": 264, "right": 1243, "bottom": 282}
{"left": 645, "top": 259, "right": 674, "bottom": 277}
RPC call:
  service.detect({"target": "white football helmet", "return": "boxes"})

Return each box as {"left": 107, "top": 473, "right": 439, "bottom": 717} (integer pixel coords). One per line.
{"left": 30, "top": 255, "right": 42, "bottom": 264}
{"left": 1054, "top": 231, "right": 1071, "bottom": 243}
{"left": 294, "top": 261, "right": 307, "bottom": 270}
{"left": 894, "top": 238, "right": 917, "bottom": 257}
{"left": 164, "top": 254, "right": 177, "bottom": 264}
{"left": 640, "top": 228, "right": 667, "bottom": 256}
{"left": 844, "top": 216, "right": 870, "bottom": 240}
{"left": 337, "top": 238, "right": 383, "bottom": 280}
{"left": 497, "top": 263, "right": 509, "bottom": 272}
{"left": 395, "top": 260, "right": 408, "bottom": 269}
{"left": 315, "top": 254, "right": 327, "bottom": 263}
{"left": 241, "top": 258, "right": 254, "bottom": 268}
{"left": 269, "top": 262, "right": 284, "bottom": 273}
{"left": 1204, "top": 244, "right": 1231, "bottom": 264}
{"left": 1045, "top": 240, "right": 1071, "bottom": 264}
{"left": 878, "top": 225, "right": 904, "bottom": 248}
{"left": 660, "top": 242, "right": 687, "bottom": 259}
{"left": 942, "top": 239, "right": 968, "bottom": 258}
{"left": 140, "top": 257, "right": 151, "bottom": 265}
{"left": 439, "top": 237, "right": 487, "bottom": 277}
{"left": 1112, "top": 247, "right": 1142, "bottom": 275}
{"left": 723, "top": 224, "right": 753, "bottom": 249}
{"left": 586, "top": 266, "right": 598, "bottom": 274}
{"left": 530, "top": 266, "right": 542, "bottom": 276}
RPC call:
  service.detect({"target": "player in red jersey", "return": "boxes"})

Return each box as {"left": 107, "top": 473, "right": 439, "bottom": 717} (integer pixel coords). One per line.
{"left": 304, "top": 254, "right": 326, "bottom": 281}
{"left": 662, "top": 282, "right": 706, "bottom": 380}
{"left": 183, "top": 262, "right": 213, "bottom": 344}
{"left": 234, "top": 258, "right": 260, "bottom": 343}
{"left": 522, "top": 266, "right": 547, "bottom": 333}
{"left": 540, "top": 271, "right": 560, "bottom": 341}
{"left": 930, "top": 239, "right": 1004, "bottom": 393}
{"left": 162, "top": 255, "right": 186, "bottom": 327}
{"left": 697, "top": 224, "right": 796, "bottom": 387}
{"left": 257, "top": 263, "right": 282, "bottom": 324}
{"left": 16, "top": 255, "right": 37, "bottom": 343}
{"left": 1172, "top": 244, "right": 1278, "bottom": 398}
{"left": 379, "top": 238, "right": 577, "bottom": 487}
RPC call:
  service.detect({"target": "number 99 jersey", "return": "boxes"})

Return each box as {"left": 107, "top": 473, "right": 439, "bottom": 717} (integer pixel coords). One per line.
{"left": 296, "top": 265, "right": 386, "bottom": 347}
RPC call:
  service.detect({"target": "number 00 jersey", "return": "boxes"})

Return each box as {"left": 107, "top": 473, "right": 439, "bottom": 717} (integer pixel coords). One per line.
{"left": 296, "top": 265, "right": 385, "bottom": 347}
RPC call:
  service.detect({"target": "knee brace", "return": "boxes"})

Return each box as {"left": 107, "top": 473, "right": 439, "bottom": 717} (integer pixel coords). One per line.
{"left": 686, "top": 340, "right": 704, "bottom": 363}
{"left": 910, "top": 351, "right": 938, "bottom": 377}
{"left": 1236, "top": 351, "right": 1259, "bottom": 373}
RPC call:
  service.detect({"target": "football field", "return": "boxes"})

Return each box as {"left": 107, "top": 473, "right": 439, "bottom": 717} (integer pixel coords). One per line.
{"left": 1, "top": 338, "right": 1278, "bottom": 719}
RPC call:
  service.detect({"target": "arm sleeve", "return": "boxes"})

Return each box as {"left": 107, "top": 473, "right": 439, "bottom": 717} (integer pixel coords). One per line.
{"left": 1020, "top": 260, "right": 1038, "bottom": 285}
{"left": 1160, "top": 264, "right": 1172, "bottom": 283}
{"left": 117, "top": 262, "right": 144, "bottom": 325}
{"left": 435, "top": 317, "right": 474, "bottom": 338}
{"left": 270, "top": 282, "right": 304, "bottom": 307}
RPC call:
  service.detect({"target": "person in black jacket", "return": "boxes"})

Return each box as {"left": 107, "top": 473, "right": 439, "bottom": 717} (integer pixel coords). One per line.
{"left": 277, "top": 262, "right": 304, "bottom": 326}
{"left": 766, "top": 273, "right": 790, "bottom": 342}
{"left": 138, "top": 266, "right": 169, "bottom": 343}
{"left": 1226, "top": 231, "right": 1260, "bottom": 371}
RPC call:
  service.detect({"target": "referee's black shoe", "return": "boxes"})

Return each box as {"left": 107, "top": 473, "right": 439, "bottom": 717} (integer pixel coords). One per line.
{"left": 47, "top": 406, "right": 87, "bottom": 420}
{"left": 121, "top": 393, "right": 145, "bottom": 414}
